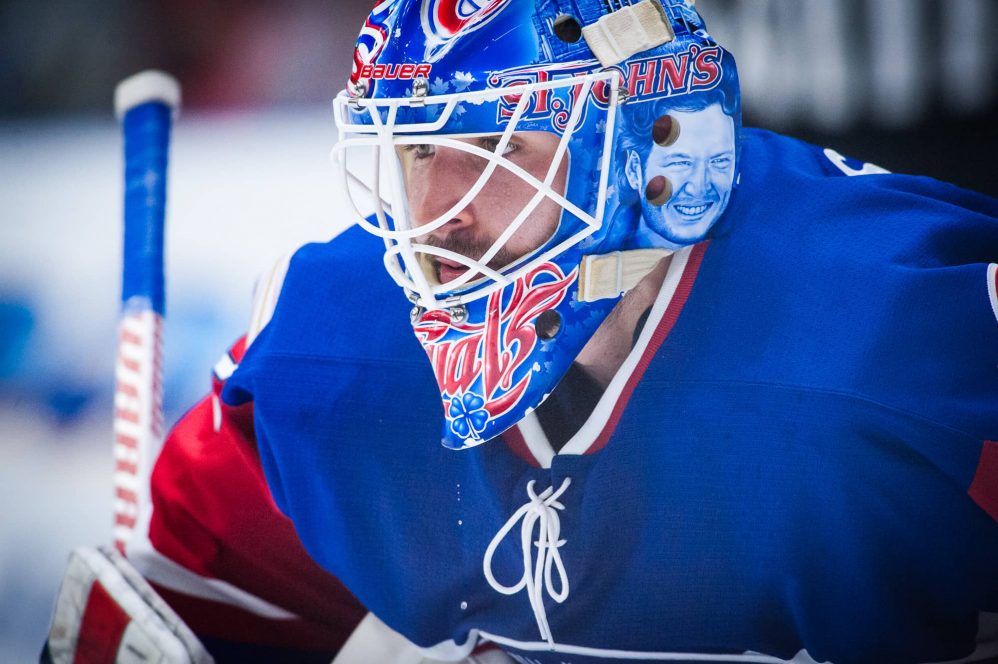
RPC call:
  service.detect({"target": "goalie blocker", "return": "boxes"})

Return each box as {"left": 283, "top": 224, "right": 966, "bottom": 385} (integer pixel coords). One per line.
{"left": 41, "top": 545, "right": 514, "bottom": 664}
{"left": 42, "top": 546, "right": 213, "bottom": 664}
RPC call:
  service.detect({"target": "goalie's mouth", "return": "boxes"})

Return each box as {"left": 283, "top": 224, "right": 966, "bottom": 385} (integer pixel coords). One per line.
{"left": 436, "top": 257, "right": 469, "bottom": 284}
{"left": 419, "top": 234, "right": 524, "bottom": 290}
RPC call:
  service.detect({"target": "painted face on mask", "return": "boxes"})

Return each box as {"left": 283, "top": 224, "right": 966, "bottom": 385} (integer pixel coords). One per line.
{"left": 627, "top": 103, "right": 736, "bottom": 244}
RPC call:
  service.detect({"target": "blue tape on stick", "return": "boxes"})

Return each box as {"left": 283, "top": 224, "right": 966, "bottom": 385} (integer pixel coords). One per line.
{"left": 121, "top": 101, "right": 171, "bottom": 315}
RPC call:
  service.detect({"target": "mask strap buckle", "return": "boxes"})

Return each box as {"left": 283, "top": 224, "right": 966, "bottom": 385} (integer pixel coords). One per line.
{"left": 582, "top": 0, "right": 675, "bottom": 68}
{"left": 578, "top": 248, "right": 674, "bottom": 302}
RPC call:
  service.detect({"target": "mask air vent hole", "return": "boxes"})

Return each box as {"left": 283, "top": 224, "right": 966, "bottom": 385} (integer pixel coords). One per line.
{"left": 645, "top": 175, "right": 672, "bottom": 206}
{"left": 553, "top": 15, "right": 583, "bottom": 43}
{"left": 652, "top": 114, "right": 680, "bottom": 147}
{"left": 536, "top": 310, "right": 562, "bottom": 340}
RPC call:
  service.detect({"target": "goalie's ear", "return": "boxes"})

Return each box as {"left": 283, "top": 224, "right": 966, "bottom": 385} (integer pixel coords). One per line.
{"left": 43, "top": 546, "right": 213, "bottom": 664}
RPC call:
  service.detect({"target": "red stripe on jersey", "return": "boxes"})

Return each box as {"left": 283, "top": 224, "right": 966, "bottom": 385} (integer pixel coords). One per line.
{"left": 146, "top": 377, "right": 366, "bottom": 649}
{"left": 501, "top": 425, "right": 541, "bottom": 468}
{"left": 586, "top": 242, "right": 708, "bottom": 454}
{"left": 229, "top": 336, "right": 248, "bottom": 364}
{"left": 74, "top": 581, "right": 130, "bottom": 664}
{"left": 969, "top": 440, "right": 998, "bottom": 524}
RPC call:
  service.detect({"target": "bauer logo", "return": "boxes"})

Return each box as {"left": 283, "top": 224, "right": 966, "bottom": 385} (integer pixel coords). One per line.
{"left": 358, "top": 63, "right": 433, "bottom": 80}
{"left": 413, "top": 263, "right": 576, "bottom": 442}
{"left": 420, "top": 0, "right": 513, "bottom": 62}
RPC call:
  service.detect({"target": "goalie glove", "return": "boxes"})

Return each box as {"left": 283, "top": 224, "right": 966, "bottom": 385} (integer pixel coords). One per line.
{"left": 42, "top": 546, "right": 213, "bottom": 664}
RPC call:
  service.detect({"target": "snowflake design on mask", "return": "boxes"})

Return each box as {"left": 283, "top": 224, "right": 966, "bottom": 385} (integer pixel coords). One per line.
{"left": 449, "top": 392, "right": 490, "bottom": 441}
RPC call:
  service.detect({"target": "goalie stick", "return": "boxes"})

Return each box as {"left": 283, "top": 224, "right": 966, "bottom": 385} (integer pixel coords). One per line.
{"left": 41, "top": 71, "right": 214, "bottom": 664}
{"left": 112, "top": 70, "right": 179, "bottom": 554}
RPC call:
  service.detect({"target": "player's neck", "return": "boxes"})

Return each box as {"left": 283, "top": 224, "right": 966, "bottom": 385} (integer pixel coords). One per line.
{"left": 575, "top": 254, "right": 673, "bottom": 388}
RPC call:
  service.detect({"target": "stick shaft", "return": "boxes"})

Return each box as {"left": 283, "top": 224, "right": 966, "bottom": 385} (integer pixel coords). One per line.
{"left": 121, "top": 102, "right": 171, "bottom": 315}
{"left": 112, "top": 71, "right": 179, "bottom": 552}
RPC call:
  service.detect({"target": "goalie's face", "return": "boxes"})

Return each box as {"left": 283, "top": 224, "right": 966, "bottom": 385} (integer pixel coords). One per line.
{"left": 398, "top": 131, "right": 568, "bottom": 286}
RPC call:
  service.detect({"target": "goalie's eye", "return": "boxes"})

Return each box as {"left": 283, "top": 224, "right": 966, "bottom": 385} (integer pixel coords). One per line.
{"left": 402, "top": 144, "right": 435, "bottom": 159}
{"left": 478, "top": 136, "right": 518, "bottom": 157}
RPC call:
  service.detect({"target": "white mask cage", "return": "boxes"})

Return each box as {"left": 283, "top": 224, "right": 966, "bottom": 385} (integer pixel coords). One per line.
{"left": 331, "top": 71, "right": 621, "bottom": 310}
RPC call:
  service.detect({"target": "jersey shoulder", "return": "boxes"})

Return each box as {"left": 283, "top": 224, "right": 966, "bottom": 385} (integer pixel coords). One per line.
{"left": 737, "top": 127, "right": 997, "bottom": 218}
{"left": 241, "top": 224, "right": 419, "bottom": 362}
{"left": 691, "top": 129, "right": 998, "bottom": 439}
{"left": 728, "top": 127, "right": 998, "bottom": 307}
{"left": 218, "top": 223, "right": 438, "bottom": 460}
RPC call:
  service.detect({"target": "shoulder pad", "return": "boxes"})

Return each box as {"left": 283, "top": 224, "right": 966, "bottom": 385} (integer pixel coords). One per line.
{"left": 246, "top": 253, "right": 293, "bottom": 349}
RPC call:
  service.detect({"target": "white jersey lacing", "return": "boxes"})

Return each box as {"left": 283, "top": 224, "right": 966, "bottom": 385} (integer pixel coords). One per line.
{"left": 483, "top": 477, "right": 573, "bottom": 648}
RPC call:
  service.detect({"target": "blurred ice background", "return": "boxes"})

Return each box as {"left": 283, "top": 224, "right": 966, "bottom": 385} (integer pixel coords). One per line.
{"left": 1, "top": 0, "right": 995, "bottom": 660}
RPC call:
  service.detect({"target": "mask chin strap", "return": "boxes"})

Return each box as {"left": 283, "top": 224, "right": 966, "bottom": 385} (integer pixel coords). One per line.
{"left": 577, "top": 248, "right": 674, "bottom": 302}
{"left": 582, "top": 0, "right": 675, "bottom": 68}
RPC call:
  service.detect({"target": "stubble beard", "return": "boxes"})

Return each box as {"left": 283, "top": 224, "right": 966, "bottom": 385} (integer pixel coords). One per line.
{"left": 420, "top": 232, "right": 520, "bottom": 284}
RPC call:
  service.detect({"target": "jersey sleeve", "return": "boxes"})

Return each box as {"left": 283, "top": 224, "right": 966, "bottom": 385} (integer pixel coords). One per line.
{"left": 124, "top": 335, "right": 368, "bottom": 661}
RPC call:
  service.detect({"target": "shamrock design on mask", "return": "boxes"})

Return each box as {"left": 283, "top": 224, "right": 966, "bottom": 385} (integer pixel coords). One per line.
{"left": 448, "top": 392, "right": 490, "bottom": 441}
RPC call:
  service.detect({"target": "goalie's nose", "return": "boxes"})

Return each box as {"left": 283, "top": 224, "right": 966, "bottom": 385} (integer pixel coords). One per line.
{"left": 407, "top": 145, "right": 483, "bottom": 234}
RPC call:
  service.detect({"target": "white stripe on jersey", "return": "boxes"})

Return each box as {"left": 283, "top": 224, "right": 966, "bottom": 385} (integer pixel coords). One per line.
{"left": 212, "top": 353, "right": 238, "bottom": 382}
{"left": 471, "top": 631, "right": 829, "bottom": 663}
{"left": 126, "top": 537, "right": 298, "bottom": 620}
{"left": 332, "top": 612, "right": 437, "bottom": 664}
{"left": 988, "top": 264, "right": 998, "bottom": 326}
{"left": 560, "top": 245, "right": 693, "bottom": 456}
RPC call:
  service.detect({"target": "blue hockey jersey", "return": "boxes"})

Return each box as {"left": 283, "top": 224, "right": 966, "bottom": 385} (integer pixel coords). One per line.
{"left": 222, "top": 129, "right": 998, "bottom": 664}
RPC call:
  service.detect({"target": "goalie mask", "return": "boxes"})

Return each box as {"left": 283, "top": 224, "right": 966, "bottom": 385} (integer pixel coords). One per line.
{"left": 333, "top": 0, "right": 741, "bottom": 450}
